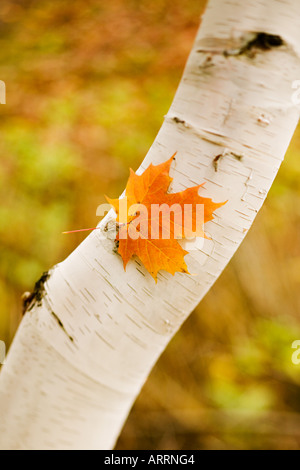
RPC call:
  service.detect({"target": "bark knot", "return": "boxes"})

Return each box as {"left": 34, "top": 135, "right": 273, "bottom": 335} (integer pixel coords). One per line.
{"left": 224, "top": 32, "right": 284, "bottom": 58}
{"left": 22, "top": 271, "right": 50, "bottom": 314}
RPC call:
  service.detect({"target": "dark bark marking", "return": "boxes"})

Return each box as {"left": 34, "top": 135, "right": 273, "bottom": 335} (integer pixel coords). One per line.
{"left": 51, "top": 311, "right": 74, "bottom": 343}
{"left": 22, "top": 271, "right": 50, "bottom": 315}
{"left": 213, "top": 152, "right": 243, "bottom": 172}
{"left": 172, "top": 116, "right": 186, "bottom": 125}
{"left": 224, "top": 32, "right": 284, "bottom": 58}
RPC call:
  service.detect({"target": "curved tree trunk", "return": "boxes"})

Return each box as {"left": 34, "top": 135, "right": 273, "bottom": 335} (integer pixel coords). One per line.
{"left": 0, "top": 0, "right": 300, "bottom": 450}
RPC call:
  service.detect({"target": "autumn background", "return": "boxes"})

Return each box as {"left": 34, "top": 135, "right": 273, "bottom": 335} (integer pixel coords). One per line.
{"left": 1, "top": 0, "right": 300, "bottom": 450}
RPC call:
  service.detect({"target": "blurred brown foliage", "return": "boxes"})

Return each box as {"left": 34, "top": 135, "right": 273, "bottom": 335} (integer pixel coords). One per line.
{"left": 1, "top": 0, "right": 300, "bottom": 450}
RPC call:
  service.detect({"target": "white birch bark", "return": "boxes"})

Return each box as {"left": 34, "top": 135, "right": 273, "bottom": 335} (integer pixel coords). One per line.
{"left": 1, "top": 0, "right": 300, "bottom": 450}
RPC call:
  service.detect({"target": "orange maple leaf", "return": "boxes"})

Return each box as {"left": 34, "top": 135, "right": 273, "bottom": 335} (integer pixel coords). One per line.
{"left": 106, "top": 154, "right": 226, "bottom": 281}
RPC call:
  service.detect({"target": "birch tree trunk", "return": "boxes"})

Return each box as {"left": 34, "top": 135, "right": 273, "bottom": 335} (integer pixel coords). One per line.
{"left": 1, "top": 0, "right": 300, "bottom": 450}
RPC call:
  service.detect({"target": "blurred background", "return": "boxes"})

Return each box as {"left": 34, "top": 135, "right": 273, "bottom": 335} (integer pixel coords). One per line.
{"left": 1, "top": 0, "right": 300, "bottom": 450}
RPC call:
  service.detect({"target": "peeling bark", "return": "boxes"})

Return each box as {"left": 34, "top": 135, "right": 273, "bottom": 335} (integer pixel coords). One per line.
{"left": 0, "top": 0, "right": 300, "bottom": 450}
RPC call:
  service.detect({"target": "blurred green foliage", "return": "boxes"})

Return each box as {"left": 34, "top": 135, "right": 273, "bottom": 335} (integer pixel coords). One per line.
{"left": 1, "top": 0, "right": 300, "bottom": 450}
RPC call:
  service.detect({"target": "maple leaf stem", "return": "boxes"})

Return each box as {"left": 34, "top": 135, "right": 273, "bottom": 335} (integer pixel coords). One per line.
{"left": 62, "top": 221, "right": 129, "bottom": 235}
{"left": 62, "top": 228, "right": 101, "bottom": 234}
